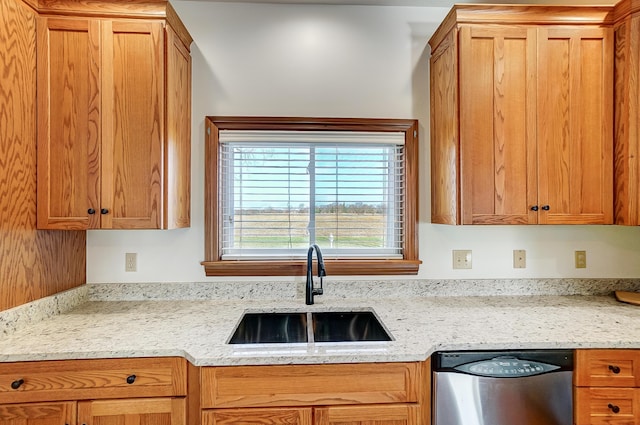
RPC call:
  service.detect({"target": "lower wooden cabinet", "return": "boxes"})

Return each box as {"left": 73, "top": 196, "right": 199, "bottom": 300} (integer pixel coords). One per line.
{"left": 0, "top": 401, "right": 75, "bottom": 425}
{"left": 0, "top": 358, "right": 187, "bottom": 425}
{"left": 194, "top": 362, "right": 429, "bottom": 425}
{"left": 575, "top": 387, "right": 640, "bottom": 424}
{"left": 202, "top": 404, "right": 419, "bottom": 425}
{"left": 575, "top": 349, "right": 640, "bottom": 424}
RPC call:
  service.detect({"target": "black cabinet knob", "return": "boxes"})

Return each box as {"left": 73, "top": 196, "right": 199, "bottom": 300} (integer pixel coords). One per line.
{"left": 541, "top": 205, "right": 550, "bottom": 211}
{"left": 88, "top": 208, "right": 96, "bottom": 215}
{"left": 608, "top": 403, "right": 620, "bottom": 414}
{"left": 11, "top": 379, "right": 24, "bottom": 389}
{"left": 609, "top": 365, "right": 621, "bottom": 374}
{"left": 530, "top": 205, "right": 539, "bottom": 211}
{"left": 126, "top": 374, "right": 136, "bottom": 384}
{"left": 100, "top": 208, "right": 109, "bottom": 215}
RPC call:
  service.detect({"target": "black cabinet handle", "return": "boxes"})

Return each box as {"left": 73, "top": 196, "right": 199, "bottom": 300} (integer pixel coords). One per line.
{"left": 11, "top": 379, "right": 24, "bottom": 389}
{"left": 100, "top": 208, "right": 109, "bottom": 215}
{"left": 126, "top": 374, "right": 136, "bottom": 384}
{"left": 609, "top": 365, "right": 621, "bottom": 374}
{"left": 541, "top": 205, "right": 550, "bottom": 211}
{"left": 530, "top": 205, "right": 539, "bottom": 211}
{"left": 608, "top": 403, "right": 620, "bottom": 414}
{"left": 88, "top": 208, "right": 96, "bottom": 215}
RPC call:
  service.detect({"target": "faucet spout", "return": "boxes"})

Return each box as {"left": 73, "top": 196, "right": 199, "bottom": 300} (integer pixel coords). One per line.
{"left": 306, "top": 244, "right": 326, "bottom": 305}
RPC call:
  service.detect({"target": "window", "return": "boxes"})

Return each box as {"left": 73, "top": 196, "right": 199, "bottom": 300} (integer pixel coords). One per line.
{"left": 203, "top": 117, "right": 420, "bottom": 276}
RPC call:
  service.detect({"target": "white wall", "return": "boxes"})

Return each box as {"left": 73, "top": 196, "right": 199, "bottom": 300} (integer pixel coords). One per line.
{"left": 86, "top": 1, "right": 640, "bottom": 284}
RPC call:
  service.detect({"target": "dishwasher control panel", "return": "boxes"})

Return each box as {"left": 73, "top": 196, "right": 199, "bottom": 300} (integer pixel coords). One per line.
{"left": 455, "top": 357, "right": 559, "bottom": 377}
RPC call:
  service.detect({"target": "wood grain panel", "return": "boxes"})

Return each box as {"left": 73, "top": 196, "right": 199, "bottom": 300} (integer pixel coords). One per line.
{"left": 0, "top": 401, "right": 76, "bottom": 425}
{"left": 614, "top": 12, "right": 640, "bottom": 226}
{"left": 429, "top": 29, "right": 459, "bottom": 225}
{"left": 0, "top": 0, "right": 85, "bottom": 311}
{"left": 459, "top": 25, "right": 536, "bottom": 224}
{"left": 575, "top": 387, "right": 640, "bottom": 425}
{"left": 202, "top": 408, "right": 313, "bottom": 425}
{"left": 576, "top": 350, "right": 640, "bottom": 388}
{"left": 78, "top": 397, "right": 185, "bottom": 425}
{"left": 201, "top": 363, "right": 420, "bottom": 409}
{"left": 101, "top": 20, "right": 164, "bottom": 228}
{"left": 37, "top": 16, "right": 101, "bottom": 230}
{"left": 315, "top": 404, "right": 420, "bottom": 425}
{"left": 0, "top": 357, "right": 186, "bottom": 404}
{"left": 537, "top": 26, "right": 613, "bottom": 224}
{"left": 165, "top": 26, "right": 191, "bottom": 229}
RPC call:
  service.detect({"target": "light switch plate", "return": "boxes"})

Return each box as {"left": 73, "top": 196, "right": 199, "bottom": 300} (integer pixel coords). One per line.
{"left": 453, "top": 250, "right": 472, "bottom": 269}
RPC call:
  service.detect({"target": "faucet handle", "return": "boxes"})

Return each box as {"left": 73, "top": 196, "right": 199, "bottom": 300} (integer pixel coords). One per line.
{"left": 313, "top": 276, "right": 324, "bottom": 296}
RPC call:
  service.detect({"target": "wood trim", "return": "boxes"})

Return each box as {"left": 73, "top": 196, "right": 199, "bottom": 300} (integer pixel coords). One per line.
{"left": 202, "top": 259, "right": 421, "bottom": 277}
{"left": 33, "top": 0, "right": 168, "bottom": 19}
{"left": 203, "top": 116, "right": 421, "bottom": 277}
{"left": 167, "top": 1, "right": 193, "bottom": 48}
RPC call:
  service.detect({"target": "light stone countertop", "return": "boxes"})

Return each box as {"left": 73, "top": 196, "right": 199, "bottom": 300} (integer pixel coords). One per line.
{"left": 1, "top": 291, "right": 640, "bottom": 366}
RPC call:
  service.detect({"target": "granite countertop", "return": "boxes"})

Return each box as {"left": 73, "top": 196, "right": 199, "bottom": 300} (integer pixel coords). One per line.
{"left": 1, "top": 286, "right": 640, "bottom": 366}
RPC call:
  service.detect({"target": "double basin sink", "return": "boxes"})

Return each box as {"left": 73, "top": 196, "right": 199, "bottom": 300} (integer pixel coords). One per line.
{"left": 229, "top": 310, "right": 392, "bottom": 344}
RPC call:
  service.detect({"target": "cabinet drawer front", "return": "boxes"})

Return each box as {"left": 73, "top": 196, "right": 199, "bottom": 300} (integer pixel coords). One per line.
{"left": 0, "top": 357, "right": 186, "bottom": 403}
{"left": 201, "top": 363, "right": 420, "bottom": 408}
{"left": 576, "top": 350, "right": 640, "bottom": 387}
{"left": 575, "top": 387, "right": 639, "bottom": 425}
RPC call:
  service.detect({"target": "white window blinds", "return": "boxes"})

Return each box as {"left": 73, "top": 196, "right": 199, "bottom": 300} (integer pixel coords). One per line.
{"left": 219, "top": 130, "right": 405, "bottom": 260}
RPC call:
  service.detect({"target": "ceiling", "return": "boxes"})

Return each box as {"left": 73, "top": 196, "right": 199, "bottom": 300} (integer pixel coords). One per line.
{"left": 174, "top": 0, "right": 617, "bottom": 6}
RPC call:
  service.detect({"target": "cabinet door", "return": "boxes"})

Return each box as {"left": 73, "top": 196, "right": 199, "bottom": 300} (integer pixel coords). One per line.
{"left": 36, "top": 17, "right": 101, "bottom": 230}
{"left": 537, "top": 26, "right": 613, "bottom": 224}
{"left": 575, "top": 387, "right": 640, "bottom": 425}
{"left": 202, "top": 408, "right": 313, "bottom": 425}
{"left": 315, "top": 404, "right": 420, "bottom": 425}
{"left": 0, "top": 402, "right": 75, "bottom": 425}
{"left": 458, "top": 25, "right": 538, "bottom": 224}
{"left": 78, "top": 397, "right": 185, "bottom": 425}
{"left": 101, "top": 20, "right": 164, "bottom": 229}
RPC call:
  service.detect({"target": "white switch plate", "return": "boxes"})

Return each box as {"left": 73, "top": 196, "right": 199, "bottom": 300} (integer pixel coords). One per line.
{"left": 125, "top": 252, "right": 137, "bottom": 272}
{"left": 575, "top": 250, "right": 587, "bottom": 268}
{"left": 453, "top": 250, "right": 472, "bottom": 269}
{"left": 513, "top": 249, "right": 526, "bottom": 268}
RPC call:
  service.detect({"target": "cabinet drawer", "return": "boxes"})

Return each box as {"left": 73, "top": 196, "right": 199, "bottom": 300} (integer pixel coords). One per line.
{"left": 575, "top": 387, "right": 640, "bottom": 424}
{"left": 0, "top": 357, "right": 186, "bottom": 403}
{"left": 576, "top": 350, "right": 640, "bottom": 387}
{"left": 200, "top": 363, "right": 420, "bottom": 408}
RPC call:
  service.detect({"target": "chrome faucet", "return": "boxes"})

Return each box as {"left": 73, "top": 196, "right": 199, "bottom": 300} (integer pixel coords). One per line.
{"left": 306, "top": 244, "right": 326, "bottom": 305}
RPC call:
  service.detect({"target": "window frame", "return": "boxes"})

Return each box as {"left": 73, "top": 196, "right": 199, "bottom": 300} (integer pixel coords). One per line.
{"left": 202, "top": 116, "right": 421, "bottom": 276}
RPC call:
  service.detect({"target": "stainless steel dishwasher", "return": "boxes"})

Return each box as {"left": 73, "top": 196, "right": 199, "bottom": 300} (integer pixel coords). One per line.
{"left": 433, "top": 350, "right": 573, "bottom": 425}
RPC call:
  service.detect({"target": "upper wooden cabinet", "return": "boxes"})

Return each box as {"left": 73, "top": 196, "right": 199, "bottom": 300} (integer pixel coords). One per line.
{"left": 429, "top": 6, "right": 614, "bottom": 225}
{"left": 36, "top": 1, "right": 192, "bottom": 230}
{"left": 613, "top": 0, "right": 640, "bottom": 225}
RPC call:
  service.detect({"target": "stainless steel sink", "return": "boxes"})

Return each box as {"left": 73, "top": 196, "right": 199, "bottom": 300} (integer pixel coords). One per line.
{"left": 228, "top": 310, "right": 392, "bottom": 344}
{"left": 311, "top": 311, "right": 392, "bottom": 342}
{"left": 228, "top": 312, "right": 308, "bottom": 344}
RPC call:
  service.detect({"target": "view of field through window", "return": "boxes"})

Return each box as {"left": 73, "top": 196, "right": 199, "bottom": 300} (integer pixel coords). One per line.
{"left": 221, "top": 142, "right": 404, "bottom": 256}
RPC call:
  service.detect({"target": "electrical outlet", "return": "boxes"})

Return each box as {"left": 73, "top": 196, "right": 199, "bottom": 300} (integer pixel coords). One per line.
{"left": 125, "top": 252, "right": 137, "bottom": 272}
{"left": 453, "top": 250, "right": 472, "bottom": 269}
{"left": 513, "top": 249, "right": 526, "bottom": 268}
{"left": 575, "top": 250, "right": 587, "bottom": 269}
